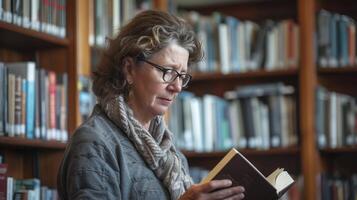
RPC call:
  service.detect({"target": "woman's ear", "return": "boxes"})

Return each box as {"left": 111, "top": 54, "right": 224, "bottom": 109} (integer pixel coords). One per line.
{"left": 123, "top": 57, "right": 135, "bottom": 84}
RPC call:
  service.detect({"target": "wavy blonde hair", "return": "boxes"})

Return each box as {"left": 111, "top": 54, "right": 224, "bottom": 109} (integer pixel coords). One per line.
{"left": 92, "top": 10, "right": 203, "bottom": 99}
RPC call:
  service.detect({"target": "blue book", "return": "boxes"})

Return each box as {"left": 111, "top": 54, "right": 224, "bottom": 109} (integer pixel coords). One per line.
{"left": 330, "top": 13, "right": 339, "bottom": 67}
{"left": 226, "top": 16, "right": 239, "bottom": 71}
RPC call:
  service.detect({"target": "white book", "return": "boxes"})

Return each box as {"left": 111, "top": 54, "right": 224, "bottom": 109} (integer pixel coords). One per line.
{"left": 238, "top": 22, "right": 247, "bottom": 72}
{"left": 203, "top": 95, "right": 215, "bottom": 151}
{"left": 7, "top": 177, "right": 14, "bottom": 200}
{"left": 218, "top": 23, "right": 230, "bottom": 74}
{"left": 190, "top": 97, "right": 203, "bottom": 152}
{"left": 31, "top": 0, "right": 41, "bottom": 30}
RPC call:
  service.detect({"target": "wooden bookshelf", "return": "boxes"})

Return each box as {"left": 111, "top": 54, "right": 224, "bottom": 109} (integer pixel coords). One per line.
{"left": 177, "top": 0, "right": 357, "bottom": 199}
{"left": 69, "top": 0, "right": 356, "bottom": 199}
{"left": 183, "top": 147, "right": 300, "bottom": 158}
{"left": 0, "top": 21, "right": 70, "bottom": 50}
{"left": 318, "top": 66, "right": 357, "bottom": 74}
{"left": 178, "top": 0, "right": 297, "bottom": 21}
{"left": 174, "top": 0, "right": 357, "bottom": 199}
{"left": 317, "top": 67, "right": 357, "bottom": 97}
{"left": 0, "top": 137, "right": 67, "bottom": 150}
{"left": 320, "top": 147, "right": 357, "bottom": 176}
{"left": 0, "top": 0, "right": 78, "bottom": 188}
{"left": 192, "top": 68, "right": 298, "bottom": 81}
{"left": 187, "top": 69, "right": 299, "bottom": 96}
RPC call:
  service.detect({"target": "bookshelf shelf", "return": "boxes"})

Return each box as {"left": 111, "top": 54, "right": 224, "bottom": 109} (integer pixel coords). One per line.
{"left": 0, "top": 21, "right": 70, "bottom": 50}
{"left": 317, "top": 67, "right": 357, "bottom": 96}
{"left": 0, "top": 0, "right": 77, "bottom": 189}
{"left": 0, "top": 136, "right": 67, "bottom": 150}
{"left": 320, "top": 146, "right": 357, "bottom": 154}
{"left": 182, "top": 147, "right": 300, "bottom": 159}
{"left": 318, "top": 66, "right": 357, "bottom": 74}
{"left": 187, "top": 68, "right": 299, "bottom": 96}
{"left": 191, "top": 68, "right": 298, "bottom": 82}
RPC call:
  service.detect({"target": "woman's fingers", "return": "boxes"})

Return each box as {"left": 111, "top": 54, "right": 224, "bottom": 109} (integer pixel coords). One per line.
{"left": 210, "top": 186, "right": 245, "bottom": 199}
{"left": 179, "top": 180, "right": 245, "bottom": 200}
{"left": 199, "top": 180, "right": 233, "bottom": 193}
{"left": 224, "top": 192, "right": 245, "bottom": 200}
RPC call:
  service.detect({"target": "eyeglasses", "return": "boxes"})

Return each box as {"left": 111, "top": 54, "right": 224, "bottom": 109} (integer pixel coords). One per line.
{"left": 137, "top": 57, "right": 192, "bottom": 88}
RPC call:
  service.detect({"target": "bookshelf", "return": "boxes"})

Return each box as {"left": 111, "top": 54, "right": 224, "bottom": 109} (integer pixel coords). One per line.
{"left": 189, "top": 69, "right": 299, "bottom": 96}
{"left": 314, "top": 2, "right": 357, "bottom": 200}
{"left": 0, "top": 0, "right": 78, "bottom": 190}
{"left": 0, "top": 136, "right": 66, "bottom": 149}
{"left": 176, "top": 0, "right": 357, "bottom": 199}
{"left": 0, "top": 21, "right": 70, "bottom": 49}
{"left": 41, "top": 0, "right": 356, "bottom": 199}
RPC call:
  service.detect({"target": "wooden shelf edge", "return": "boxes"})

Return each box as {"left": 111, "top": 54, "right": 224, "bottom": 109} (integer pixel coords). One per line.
{"left": 191, "top": 68, "right": 298, "bottom": 81}
{"left": 320, "top": 146, "right": 357, "bottom": 154}
{"left": 0, "top": 21, "right": 69, "bottom": 49}
{"left": 182, "top": 147, "right": 300, "bottom": 158}
{"left": 0, "top": 136, "right": 67, "bottom": 150}
{"left": 317, "top": 66, "right": 357, "bottom": 74}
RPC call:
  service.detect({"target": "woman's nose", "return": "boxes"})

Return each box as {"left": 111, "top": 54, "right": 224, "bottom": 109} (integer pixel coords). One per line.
{"left": 168, "top": 77, "right": 182, "bottom": 93}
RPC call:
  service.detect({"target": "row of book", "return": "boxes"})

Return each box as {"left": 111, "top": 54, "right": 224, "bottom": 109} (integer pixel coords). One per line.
{"left": 0, "top": 62, "right": 68, "bottom": 142}
{"left": 317, "top": 10, "right": 357, "bottom": 68}
{"left": 315, "top": 86, "right": 357, "bottom": 149}
{"left": 0, "top": 164, "right": 58, "bottom": 200}
{"left": 88, "top": 0, "right": 152, "bottom": 47}
{"left": 0, "top": 0, "right": 66, "bottom": 38}
{"left": 320, "top": 173, "right": 357, "bottom": 200}
{"left": 168, "top": 83, "right": 298, "bottom": 152}
{"left": 181, "top": 11, "right": 300, "bottom": 74}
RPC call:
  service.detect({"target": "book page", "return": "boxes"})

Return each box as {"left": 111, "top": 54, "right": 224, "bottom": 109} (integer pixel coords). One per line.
{"left": 266, "top": 168, "right": 284, "bottom": 185}
{"left": 275, "top": 171, "right": 294, "bottom": 194}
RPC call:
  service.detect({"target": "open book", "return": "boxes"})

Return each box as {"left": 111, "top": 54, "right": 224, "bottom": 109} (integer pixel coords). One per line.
{"left": 201, "top": 148, "right": 294, "bottom": 200}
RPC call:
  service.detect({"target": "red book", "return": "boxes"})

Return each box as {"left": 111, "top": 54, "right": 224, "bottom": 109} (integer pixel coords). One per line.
{"left": 48, "top": 71, "right": 57, "bottom": 140}
{"left": 0, "top": 164, "right": 8, "bottom": 200}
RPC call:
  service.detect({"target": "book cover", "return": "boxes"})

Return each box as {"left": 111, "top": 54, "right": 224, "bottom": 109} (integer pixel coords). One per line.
{"left": 0, "top": 164, "right": 8, "bottom": 200}
{"left": 201, "top": 148, "right": 294, "bottom": 200}
{"left": 0, "top": 63, "right": 5, "bottom": 135}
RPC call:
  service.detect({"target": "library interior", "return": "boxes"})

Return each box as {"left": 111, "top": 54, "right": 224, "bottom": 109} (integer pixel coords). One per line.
{"left": 0, "top": 0, "right": 357, "bottom": 199}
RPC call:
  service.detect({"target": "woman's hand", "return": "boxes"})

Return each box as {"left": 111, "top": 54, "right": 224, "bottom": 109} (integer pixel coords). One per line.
{"left": 179, "top": 179, "right": 245, "bottom": 200}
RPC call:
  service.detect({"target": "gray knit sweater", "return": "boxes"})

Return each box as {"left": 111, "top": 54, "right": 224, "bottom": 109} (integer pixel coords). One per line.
{"left": 57, "top": 105, "right": 190, "bottom": 200}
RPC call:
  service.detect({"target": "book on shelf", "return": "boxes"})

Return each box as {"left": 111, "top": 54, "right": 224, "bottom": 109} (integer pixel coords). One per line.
{"left": 0, "top": 63, "right": 6, "bottom": 135}
{"left": 0, "top": 0, "right": 66, "bottom": 37}
{"left": 0, "top": 163, "right": 7, "bottom": 199}
{"left": 181, "top": 11, "right": 299, "bottom": 74}
{"left": 315, "top": 86, "right": 357, "bottom": 148}
{"left": 0, "top": 62, "right": 68, "bottom": 142}
{"left": 7, "top": 62, "right": 36, "bottom": 139}
{"left": 201, "top": 148, "right": 295, "bottom": 200}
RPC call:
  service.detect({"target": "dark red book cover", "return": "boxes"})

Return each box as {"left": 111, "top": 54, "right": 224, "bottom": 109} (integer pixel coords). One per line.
{"left": 0, "top": 164, "right": 8, "bottom": 200}
{"left": 202, "top": 149, "right": 294, "bottom": 200}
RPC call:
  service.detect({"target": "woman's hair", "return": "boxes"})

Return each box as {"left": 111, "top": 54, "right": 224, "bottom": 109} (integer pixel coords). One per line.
{"left": 92, "top": 10, "right": 203, "bottom": 99}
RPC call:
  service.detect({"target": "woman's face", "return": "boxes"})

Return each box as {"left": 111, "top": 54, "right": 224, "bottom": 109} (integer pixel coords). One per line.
{"left": 126, "top": 43, "right": 189, "bottom": 121}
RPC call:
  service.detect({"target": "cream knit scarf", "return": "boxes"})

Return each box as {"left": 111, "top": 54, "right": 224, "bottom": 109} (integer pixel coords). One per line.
{"left": 100, "top": 95, "right": 193, "bottom": 200}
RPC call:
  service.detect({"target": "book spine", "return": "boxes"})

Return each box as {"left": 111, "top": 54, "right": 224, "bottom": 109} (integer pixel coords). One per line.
{"left": 14, "top": 76, "right": 22, "bottom": 137}
{"left": 0, "top": 64, "right": 4, "bottom": 135}
{"left": 26, "top": 68, "right": 35, "bottom": 139}
{"left": 21, "top": 78, "right": 26, "bottom": 137}
{"left": 7, "top": 74, "right": 16, "bottom": 137}
{"left": 48, "top": 71, "right": 56, "bottom": 140}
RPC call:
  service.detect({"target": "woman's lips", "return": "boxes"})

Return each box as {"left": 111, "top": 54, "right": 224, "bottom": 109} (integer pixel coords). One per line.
{"left": 158, "top": 97, "right": 172, "bottom": 106}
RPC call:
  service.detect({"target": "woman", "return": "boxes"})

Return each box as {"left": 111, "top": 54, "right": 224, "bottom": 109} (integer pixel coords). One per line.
{"left": 57, "top": 10, "right": 245, "bottom": 200}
